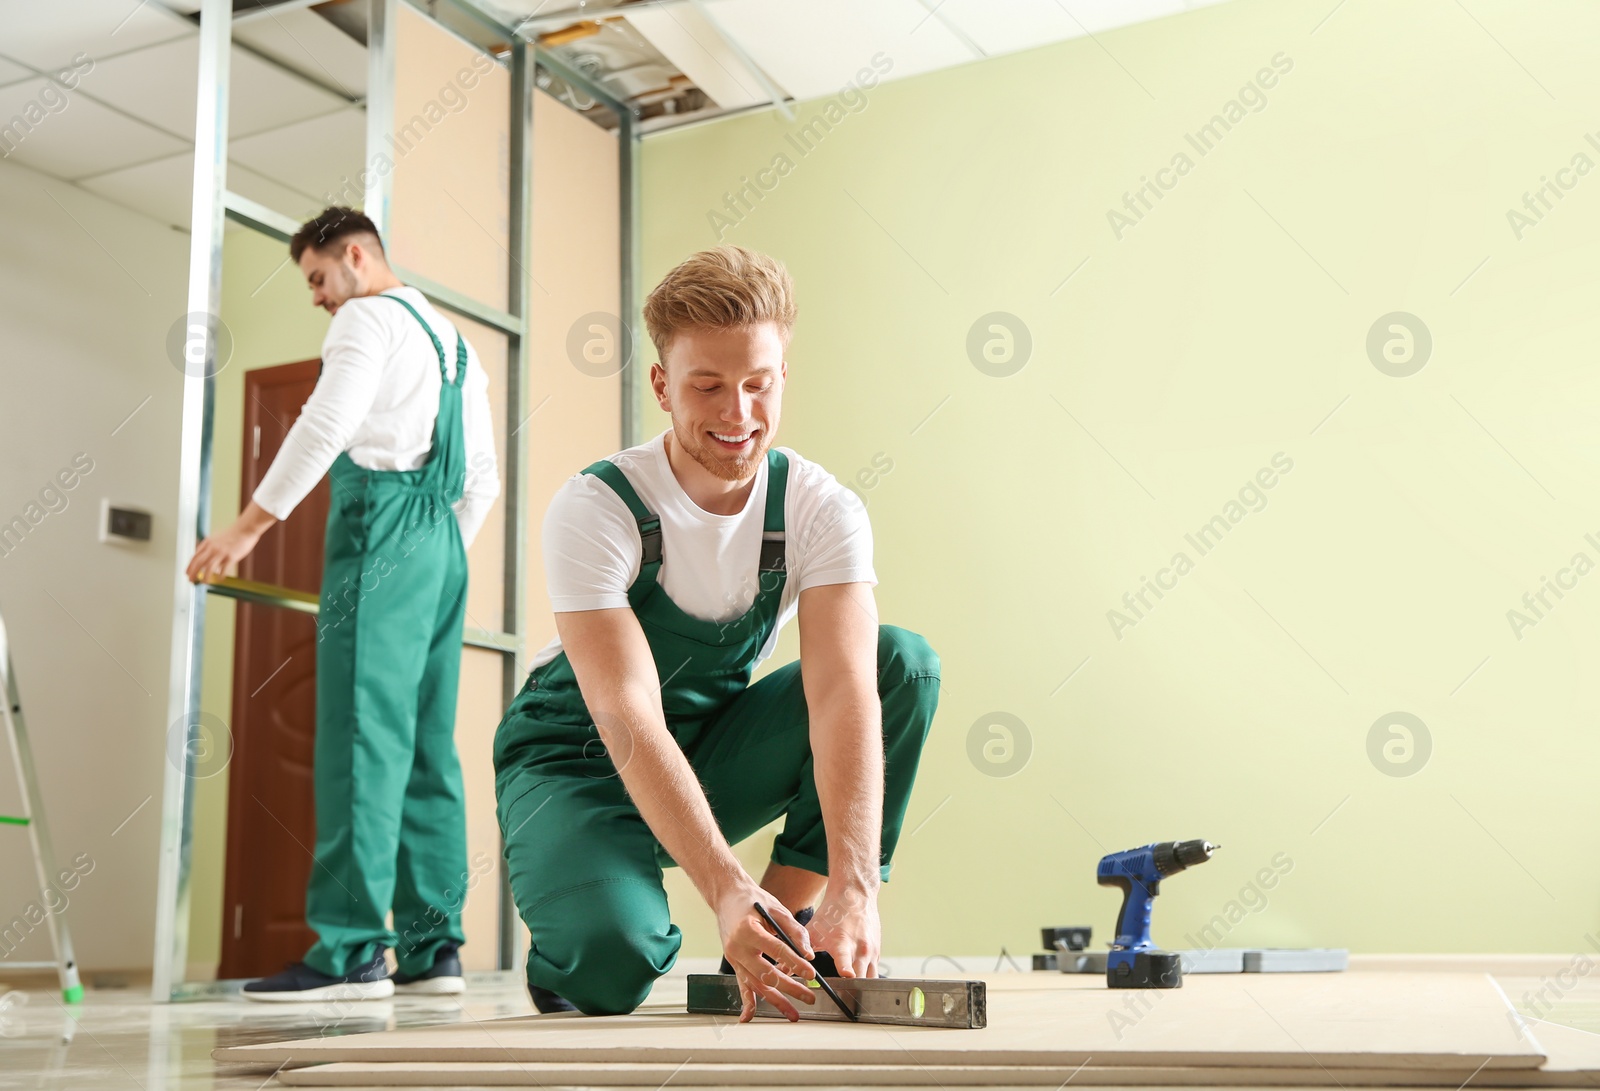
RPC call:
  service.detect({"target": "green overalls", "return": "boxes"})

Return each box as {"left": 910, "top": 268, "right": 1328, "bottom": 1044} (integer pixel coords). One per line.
{"left": 492, "top": 447, "right": 942, "bottom": 1015}
{"left": 304, "top": 294, "right": 471, "bottom": 979}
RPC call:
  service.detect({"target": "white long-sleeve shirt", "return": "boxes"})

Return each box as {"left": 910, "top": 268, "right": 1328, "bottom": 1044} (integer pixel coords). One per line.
{"left": 252, "top": 286, "right": 501, "bottom": 546}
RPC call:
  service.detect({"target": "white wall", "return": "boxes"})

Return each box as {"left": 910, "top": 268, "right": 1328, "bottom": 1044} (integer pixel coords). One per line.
{"left": 0, "top": 158, "right": 188, "bottom": 973}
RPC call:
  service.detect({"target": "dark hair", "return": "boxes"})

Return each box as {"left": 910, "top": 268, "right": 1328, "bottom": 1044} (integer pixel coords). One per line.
{"left": 289, "top": 206, "right": 385, "bottom": 263}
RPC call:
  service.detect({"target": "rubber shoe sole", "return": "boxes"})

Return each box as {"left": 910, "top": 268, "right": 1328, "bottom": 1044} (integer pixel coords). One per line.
{"left": 242, "top": 978, "right": 395, "bottom": 1003}
{"left": 394, "top": 975, "right": 465, "bottom": 996}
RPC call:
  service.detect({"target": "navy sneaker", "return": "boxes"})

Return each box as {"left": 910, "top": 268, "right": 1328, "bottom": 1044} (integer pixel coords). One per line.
{"left": 241, "top": 952, "right": 392, "bottom": 1003}
{"left": 394, "top": 942, "right": 465, "bottom": 996}
{"left": 528, "top": 981, "right": 577, "bottom": 1014}
{"left": 719, "top": 906, "right": 842, "bottom": 976}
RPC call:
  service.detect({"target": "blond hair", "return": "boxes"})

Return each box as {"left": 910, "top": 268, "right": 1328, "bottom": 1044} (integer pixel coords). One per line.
{"left": 642, "top": 245, "right": 797, "bottom": 361}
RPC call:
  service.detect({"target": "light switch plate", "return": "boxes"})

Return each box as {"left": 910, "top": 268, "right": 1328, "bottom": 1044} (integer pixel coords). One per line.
{"left": 101, "top": 499, "right": 153, "bottom": 544}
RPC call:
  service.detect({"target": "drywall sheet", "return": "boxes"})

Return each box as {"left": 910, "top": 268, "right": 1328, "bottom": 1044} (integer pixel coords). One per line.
{"left": 218, "top": 972, "right": 1544, "bottom": 1071}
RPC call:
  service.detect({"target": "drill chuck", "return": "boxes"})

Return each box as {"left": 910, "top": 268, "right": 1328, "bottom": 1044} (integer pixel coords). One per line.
{"left": 1154, "top": 839, "right": 1217, "bottom": 876}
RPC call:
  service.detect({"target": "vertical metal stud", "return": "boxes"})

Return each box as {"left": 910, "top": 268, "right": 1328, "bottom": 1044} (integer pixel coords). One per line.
{"left": 499, "top": 34, "right": 535, "bottom": 973}
{"left": 366, "top": 0, "right": 397, "bottom": 231}
{"left": 619, "top": 106, "right": 642, "bottom": 446}
{"left": 153, "top": 0, "right": 231, "bottom": 1003}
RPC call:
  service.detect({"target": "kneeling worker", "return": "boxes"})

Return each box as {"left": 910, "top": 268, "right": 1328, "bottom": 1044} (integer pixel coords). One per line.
{"left": 187, "top": 207, "right": 500, "bottom": 1001}
{"left": 494, "top": 245, "right": 940, "bottom": 1019}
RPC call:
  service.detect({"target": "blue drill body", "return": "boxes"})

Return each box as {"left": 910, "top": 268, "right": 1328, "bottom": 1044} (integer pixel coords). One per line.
{"left": 1097, "top": 840, "right": 1217, "bottom": 988}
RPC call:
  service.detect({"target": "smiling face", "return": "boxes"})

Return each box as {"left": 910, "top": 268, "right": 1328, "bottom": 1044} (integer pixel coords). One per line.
{"left": 297, "top": 237, "right": 378, "bottom": 315}
{"left": 651, "top": 323, "right": 786, "bottom": 484}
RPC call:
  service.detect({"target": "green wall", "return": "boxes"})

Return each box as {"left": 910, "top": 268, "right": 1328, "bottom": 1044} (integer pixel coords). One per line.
{"left": 188, "top": 228, "right": 329, "bottom": 973}
{"left": 639, "top": 0, "right": 1600, "bottom": 958}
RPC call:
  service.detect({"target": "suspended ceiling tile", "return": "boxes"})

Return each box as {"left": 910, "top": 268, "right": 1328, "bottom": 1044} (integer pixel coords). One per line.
{"left": 227, "top": 161, "right": 324, "bottom": 225}
{"left": 0, "top": 0, "right": 193, "bottom": 72}
{"left": 77, "top": 150, "right": 322, "bottom": 232}
{"left": 1046, "top": 0, "right": 1190, "bottom": 34}
{"left": 232, "top": 8, "right": 368, "bottom": 100}
{"left": 227, "top": 107, "right": 365, "bottom": 208}
{"left": 701, "top": 0, "right": 975, "bottom": 103}
{"left": 0, "top": 78, "right": 188, "bottom": 179}
{"left": 0, "top": 56, "right": 34, "bottom": 86}
{"left": 922, "top": 0, "right": 1085, "bottom": 57}
{"left": 624, "top": 3, "right": 781, "bottom": 110}
{"left": 900, "top": 0, "right": 1203, "bottom": 60}
{"left": 83, "top": 38, "right": 349, "bottom": 142}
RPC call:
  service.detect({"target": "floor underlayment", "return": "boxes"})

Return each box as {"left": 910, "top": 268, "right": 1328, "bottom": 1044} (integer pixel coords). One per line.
{"left": 4, "top": 961, "right": 1599, "bottom": 1089}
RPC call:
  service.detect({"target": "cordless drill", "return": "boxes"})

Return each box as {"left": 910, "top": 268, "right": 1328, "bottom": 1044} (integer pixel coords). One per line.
{"left": 1097, "top": 840, "right": 1217, "bottom": 989}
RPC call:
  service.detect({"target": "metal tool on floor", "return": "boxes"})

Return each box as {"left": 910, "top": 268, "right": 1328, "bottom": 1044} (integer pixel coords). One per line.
{"left": 1099, "top": 839, "right": 1217, "bottom": 990}
{"left": 1033, "top": 925, "right": 1093, "bottom": 971}
{"left": 687, "top": 973, "right": 987, "bottom": 1027}
{"left": 0, "top": 610, "right": 84, "bottom": 1003}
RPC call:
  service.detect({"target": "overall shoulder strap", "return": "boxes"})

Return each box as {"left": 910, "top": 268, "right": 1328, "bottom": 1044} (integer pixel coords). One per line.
{"left": 378, "top": 293, "right": 449, "bottom": 381}
{"left": 582, "top": 460, "right": 662, "bottom": 594}
{"left": 760, "top": 449, "right": 788, "bottom": 574}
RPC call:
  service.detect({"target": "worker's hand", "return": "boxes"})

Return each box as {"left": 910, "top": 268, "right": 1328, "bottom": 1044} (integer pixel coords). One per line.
{"left": 715, "top": 884, "right": 818, "bottom": 1023}
{"left": 186, "top": 502, "right": 278, "bottom": 583}
{"left": 808, "top": 882, "right": 881, "bottom": 979}
{"left": 186, "top": 521, "right": 263, "bottom": 583}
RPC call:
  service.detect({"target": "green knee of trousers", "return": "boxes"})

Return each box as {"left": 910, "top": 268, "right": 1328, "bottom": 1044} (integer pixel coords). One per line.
{"left": 521, "top": 878, "right": 681, "bottom": 1016}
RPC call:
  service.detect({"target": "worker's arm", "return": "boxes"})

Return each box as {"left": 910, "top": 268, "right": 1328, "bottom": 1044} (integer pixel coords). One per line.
{"left": 186, "top": 302, "right": 385, "bottom": 582}
{"left": 251, "top": 301, "right": 385, "bottom": 521}
{"left": 555, "top": 606, "right": 820, "bottom": 1021}
{"left": 795, "top": 580, "right": 884, "bottom": 979}
{"left": 453, "top": 339, "right": 500, "bottom": 548}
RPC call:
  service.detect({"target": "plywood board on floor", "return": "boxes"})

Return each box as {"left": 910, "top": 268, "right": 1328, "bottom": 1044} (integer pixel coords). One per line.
{"left": 273, "top": 1018, "right": 1600, "bottom": 1087}
{"left": 216, "top": 972, "right": 1543, "bottom": 1072}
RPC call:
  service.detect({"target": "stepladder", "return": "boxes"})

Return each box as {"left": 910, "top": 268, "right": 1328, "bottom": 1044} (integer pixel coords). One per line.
{"left": 0, "top": 608, "right": 83, "bottom": 1003}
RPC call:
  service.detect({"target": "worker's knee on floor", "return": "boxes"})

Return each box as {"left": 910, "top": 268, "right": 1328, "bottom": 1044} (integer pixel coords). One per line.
{"left": 876, "top": 624, "right": 940, "bottom": 685}
{"left": 526, "top": 901, "right": 674, "bottom": 1016}
{"left": 530, "top": 936, "right": 663, "bottom": 1015}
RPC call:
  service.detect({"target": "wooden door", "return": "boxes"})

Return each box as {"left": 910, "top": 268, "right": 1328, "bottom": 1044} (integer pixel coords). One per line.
{"left": 218, "top": 359, "right": 328, "bottom": 979}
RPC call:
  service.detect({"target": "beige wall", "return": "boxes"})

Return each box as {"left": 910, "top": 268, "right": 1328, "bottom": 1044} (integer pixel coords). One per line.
{"left": 0, "top": 159, "right": 189, "bottom": 973}
{"left": 636, "top": 0, "right": 1600, "bottom": 957}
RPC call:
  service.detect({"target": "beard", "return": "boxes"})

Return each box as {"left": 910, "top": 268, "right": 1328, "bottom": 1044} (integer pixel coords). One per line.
{"left": 671, "top": 417, "right": 771, "bottom": 483}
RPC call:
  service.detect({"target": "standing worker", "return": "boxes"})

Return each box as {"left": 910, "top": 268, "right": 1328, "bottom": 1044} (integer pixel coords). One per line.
{"left": 186, "top": 206, "right": 501, "bottom": 1002}
{"left": 494, "top": 245, "right": 940, "bottom": 1019}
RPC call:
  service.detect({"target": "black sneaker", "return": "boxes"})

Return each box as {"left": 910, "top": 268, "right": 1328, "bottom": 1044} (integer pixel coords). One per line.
{"left": 394, "top": 943, "right": 465, "bottom": 996}
{"left": 241, "top": 952, "right": 392, "bottom": 1003}
{"left": 528, "top": 981, "right": 577, "bottom": 1014}
{"left": 719, "top": 907, "right": 841, "bottom": 976}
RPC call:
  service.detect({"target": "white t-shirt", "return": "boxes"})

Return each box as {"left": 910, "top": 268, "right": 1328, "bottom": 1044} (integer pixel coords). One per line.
{"left": 529, "top": 430, "right": 876, "bottom": 672}
{"left": 252, "top": 287, "right": 500, "bottom": 546}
